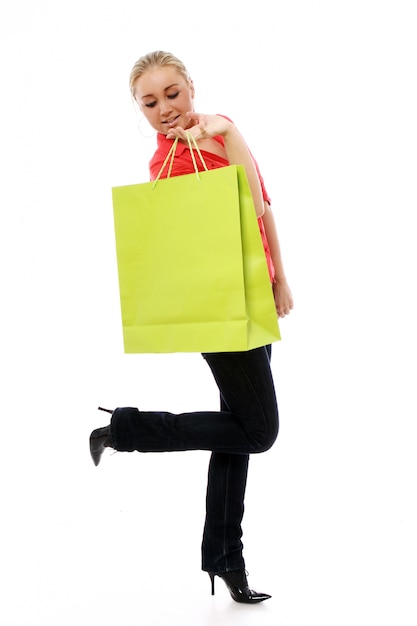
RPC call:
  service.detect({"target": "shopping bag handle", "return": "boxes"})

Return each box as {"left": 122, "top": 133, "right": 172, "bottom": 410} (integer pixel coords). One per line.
{"left": 152, "top": 133, "right": 208, "bottom": 189}
{"left": 186, "top": 132, "right": 209, "bottom": 178}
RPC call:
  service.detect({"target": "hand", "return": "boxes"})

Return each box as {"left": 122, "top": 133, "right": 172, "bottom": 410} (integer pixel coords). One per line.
{"left": 273, "top": 280, "right": 294, "bottom": 318}
{"left": 166, "top": 112, "right": 233, "bottom": 141}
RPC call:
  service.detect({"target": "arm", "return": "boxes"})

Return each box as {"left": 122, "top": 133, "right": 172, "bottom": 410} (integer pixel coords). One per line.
{"left": 262, "top": 201, "right": 294, "bottom": 318}
{"left": 220, "top": 124, "right": 265, "bottom": 218}
{"left": 167, "top": 113, "right": 265, "bottom": 217}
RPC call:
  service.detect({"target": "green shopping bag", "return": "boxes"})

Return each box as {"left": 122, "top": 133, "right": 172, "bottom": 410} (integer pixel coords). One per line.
{"left": 112, "top": 136, "right": 280, "bottom": 353}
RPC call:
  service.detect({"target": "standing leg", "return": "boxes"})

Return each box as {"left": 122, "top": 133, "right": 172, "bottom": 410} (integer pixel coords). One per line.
{"left": 201, "top": 451, "right": 249, "bottom": 573}
{"left": 201, "top": 345, "right": 274, "bottom": 573}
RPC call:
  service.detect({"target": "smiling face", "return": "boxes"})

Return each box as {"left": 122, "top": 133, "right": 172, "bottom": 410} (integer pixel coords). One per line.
{"left": 133, "top": 66, "right": 195, "bottom": 135}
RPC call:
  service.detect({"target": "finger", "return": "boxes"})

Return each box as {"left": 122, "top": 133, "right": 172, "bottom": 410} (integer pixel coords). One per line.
{"left": 187, "top": 111, "right": 207, "bottom": 134}
{"left": 167, "top": 126, "right": 186, "bottom": 140}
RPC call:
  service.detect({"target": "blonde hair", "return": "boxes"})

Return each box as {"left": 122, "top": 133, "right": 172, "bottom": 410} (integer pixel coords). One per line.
{"left": 129, "top": 50, "right": 191, "bottom": 98}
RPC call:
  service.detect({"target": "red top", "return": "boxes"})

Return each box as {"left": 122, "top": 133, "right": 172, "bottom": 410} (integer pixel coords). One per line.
{"left": 148, "top": 127, "right": 275, "bottom": 283}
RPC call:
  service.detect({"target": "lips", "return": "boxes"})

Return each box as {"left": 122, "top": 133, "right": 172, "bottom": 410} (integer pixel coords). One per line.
{"left": 163, "top": 116, "right": 180, "bottom": 127}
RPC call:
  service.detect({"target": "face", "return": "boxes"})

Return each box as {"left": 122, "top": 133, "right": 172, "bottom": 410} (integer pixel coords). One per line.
{"left": 134, "top": 66, "right": 195, "bottom": 135}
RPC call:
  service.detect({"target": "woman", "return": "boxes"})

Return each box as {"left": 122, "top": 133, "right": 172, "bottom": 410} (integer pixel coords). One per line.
{"left": 90, "top": 51, "right": 293, "bottom": 603}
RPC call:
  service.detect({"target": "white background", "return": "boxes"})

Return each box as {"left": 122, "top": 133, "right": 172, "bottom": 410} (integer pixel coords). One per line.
{"left": 1, "top": 1, "right": 416, "bottom": 624}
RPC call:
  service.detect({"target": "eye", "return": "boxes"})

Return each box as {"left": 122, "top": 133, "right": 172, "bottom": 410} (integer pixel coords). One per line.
{"left": 167, "top": 91, "right": 179, "bottom": 100}
{"left": 144, "top": 101, "right": 157, "bottom": 108}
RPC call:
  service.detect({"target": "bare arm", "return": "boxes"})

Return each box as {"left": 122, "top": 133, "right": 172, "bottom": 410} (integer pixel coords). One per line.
{"left": 167, "top": 113, "right": 265, "bottom": 217}
{"left": 220, "top": 124, "right": 265, "bottom": 217}
{"left": 262, "top": 201, "right": 294, "bottom": 318}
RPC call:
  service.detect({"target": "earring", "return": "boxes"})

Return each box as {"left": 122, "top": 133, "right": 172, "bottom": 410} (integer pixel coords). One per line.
{"left": 138, "top": 116, "right": 156, "bottom": 138}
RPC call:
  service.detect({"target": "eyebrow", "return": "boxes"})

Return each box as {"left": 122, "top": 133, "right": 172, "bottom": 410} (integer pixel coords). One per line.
{"left": 140, "top": 83, "right": 180, "bottom": 100}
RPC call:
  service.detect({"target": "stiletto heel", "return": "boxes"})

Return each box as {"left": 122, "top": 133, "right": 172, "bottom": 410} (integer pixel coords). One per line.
{"left": 209, "top": 572, "right": 215, "bottom": 596}
{"left": 207, "top": 569, "right": 271, "bottom": 603}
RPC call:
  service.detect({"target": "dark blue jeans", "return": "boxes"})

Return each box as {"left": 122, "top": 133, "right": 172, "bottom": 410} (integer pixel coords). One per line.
{"left": 110, "top": 345, "right": 279, "bottom": 572}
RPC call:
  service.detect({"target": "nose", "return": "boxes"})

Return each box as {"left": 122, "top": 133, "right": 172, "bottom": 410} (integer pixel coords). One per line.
{"left": 159, "top": 98, "right": 173, "bottom": 117}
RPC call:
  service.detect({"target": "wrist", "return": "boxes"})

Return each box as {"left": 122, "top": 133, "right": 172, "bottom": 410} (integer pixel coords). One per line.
{"left": 222, "top": 121, "right": 239, "bottom": 140}
{"left": 274, "top": 274, "right": 287, "bottom": 285}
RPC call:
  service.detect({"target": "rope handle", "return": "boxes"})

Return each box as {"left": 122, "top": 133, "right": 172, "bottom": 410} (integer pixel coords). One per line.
{"left": 152, "top": 132, "right": 209, "bottom": 189}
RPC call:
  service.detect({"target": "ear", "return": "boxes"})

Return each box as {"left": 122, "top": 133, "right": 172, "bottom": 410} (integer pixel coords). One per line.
{"left": 190, "top": 79, "right": 195, "bottom": 99}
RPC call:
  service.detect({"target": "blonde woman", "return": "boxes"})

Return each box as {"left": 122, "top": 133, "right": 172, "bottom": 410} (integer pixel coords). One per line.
{"left": 90, "top": 51, "right": 293, "bottom": 604}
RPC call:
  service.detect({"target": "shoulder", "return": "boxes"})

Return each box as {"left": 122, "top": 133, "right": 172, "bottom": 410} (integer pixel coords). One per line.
{"left": 216, "top": 113, "right": 234, "bottom": 123}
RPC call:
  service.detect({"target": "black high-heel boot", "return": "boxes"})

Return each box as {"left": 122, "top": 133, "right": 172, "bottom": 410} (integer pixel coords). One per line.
{"left": 89, "top": 407, "right": 113, "bottom": 466}
{"left": 208, "top": 569, "right": 272, "bottom": 603}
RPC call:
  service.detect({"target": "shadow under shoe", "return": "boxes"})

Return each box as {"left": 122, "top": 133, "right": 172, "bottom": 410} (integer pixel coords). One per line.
{"left": 89, "top": 407, "right": 113, "bottom": 466}
{"left": 208, "top": 569, "right": 272, "bottom": 603}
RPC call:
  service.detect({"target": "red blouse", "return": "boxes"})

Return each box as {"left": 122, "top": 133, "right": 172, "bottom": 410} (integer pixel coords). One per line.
{"left": 148, "top": 128, "right": 276, "bottom": 283}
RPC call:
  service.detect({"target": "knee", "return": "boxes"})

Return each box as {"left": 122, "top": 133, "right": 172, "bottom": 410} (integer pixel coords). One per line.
{"left": 250, "top": 423, "right": 279, "bottom": 454}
